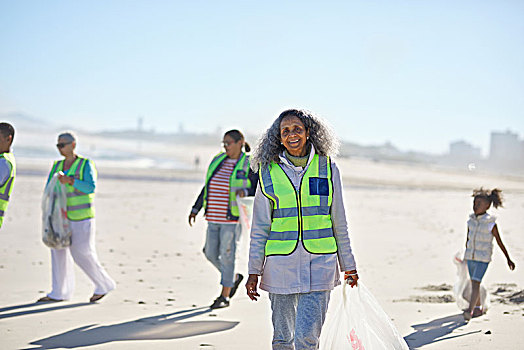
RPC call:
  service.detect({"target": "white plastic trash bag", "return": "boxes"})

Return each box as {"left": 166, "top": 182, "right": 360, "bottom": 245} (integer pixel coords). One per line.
{"left": 320, "top": 282, "right": 409, "bottom": 350}
{"left": 452, "top": 250, "right": 489, "bottom": 311}
{"left": 42, "top": 173, "right": 72, "bottom": 248}
{"left": 237, "top": 196, "right": 254, "bottom": 237}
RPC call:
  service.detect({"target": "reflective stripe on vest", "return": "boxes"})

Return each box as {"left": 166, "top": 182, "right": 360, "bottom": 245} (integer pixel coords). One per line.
{"left": 0, "top": 152, "right": 16, "bottom": 227}
{"left": 204, "top": 152, "right": 251, "bottom": 218}
{"left": 259, "top": 154, "right": 337, "bottom": 256}
{"left": 51, "top": 157, "right": 96, "bottom": 221}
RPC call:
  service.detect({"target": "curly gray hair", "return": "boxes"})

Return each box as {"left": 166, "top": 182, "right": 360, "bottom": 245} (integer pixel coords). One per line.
{"left": 251, "top": 109, "right": 340, "bottom": 172}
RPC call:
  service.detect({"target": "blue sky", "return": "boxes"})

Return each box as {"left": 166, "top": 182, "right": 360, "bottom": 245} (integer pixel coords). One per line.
{"left": 1, "top": 0, "right": 523, "bottom": 155}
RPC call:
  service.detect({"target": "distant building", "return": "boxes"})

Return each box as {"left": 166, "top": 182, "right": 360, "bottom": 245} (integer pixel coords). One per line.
{"left": 376, "top": 141, "right": 402, "bottom": 157}
{"left": 489, "top": 130, "right": 523, "bottom": 162}
{"left": 449, "top": 140, "right": 481, "bottom": 159}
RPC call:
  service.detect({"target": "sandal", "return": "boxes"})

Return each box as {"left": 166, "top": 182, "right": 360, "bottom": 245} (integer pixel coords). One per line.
{"left": 89, "top": 294, "right": 106, "bottom": 303}
{"left": 37, "top": 296, "right": 63, "bottom": 303}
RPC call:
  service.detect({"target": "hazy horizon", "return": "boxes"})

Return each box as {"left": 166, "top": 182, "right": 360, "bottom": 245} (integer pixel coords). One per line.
{"left": 3, "top": 110, "right": 523, "bottom": 161}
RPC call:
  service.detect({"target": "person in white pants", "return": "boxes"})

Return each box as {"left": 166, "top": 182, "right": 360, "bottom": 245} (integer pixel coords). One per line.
{"left": 38, "top": 132, "right": 115, "bottom": 303}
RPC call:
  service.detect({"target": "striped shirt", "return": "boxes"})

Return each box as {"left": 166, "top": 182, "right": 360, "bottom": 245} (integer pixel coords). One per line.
{"left": 206, "top": 158, "right": 238, "bottom": 223}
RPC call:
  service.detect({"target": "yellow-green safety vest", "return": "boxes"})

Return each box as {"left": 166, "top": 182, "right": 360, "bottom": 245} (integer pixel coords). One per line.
{"left": 204, "top": 152, "right": 251, "bottom": 219}
{"left": 48, "top": 157, "right": 96, "bottom": 221}
{"left": 259, "top": 154, "right": 337, "bottom": 256}
{"left": 0, "top": 152, "right": 16, "bottom": 228}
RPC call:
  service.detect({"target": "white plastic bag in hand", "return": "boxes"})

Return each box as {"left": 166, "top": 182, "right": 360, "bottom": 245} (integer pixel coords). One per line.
{"left": 237, "top": 196, "right": 254, "bottom": 236}
{"left": 234, "top": 196, "right": 254, "bottom": 271}
{"left": 320, "top": 282, "right": 409, "bottom": 350}
{"left": 452, "top": 250, "right": 490, "bottom": 311}
{"left": 42, "top": 173, "right": 71, "bottom": 248}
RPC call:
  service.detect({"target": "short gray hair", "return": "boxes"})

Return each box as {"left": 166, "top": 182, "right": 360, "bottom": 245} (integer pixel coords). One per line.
{"left": 251, "top": 109, "right": 339, "bottom": 172}
{"left": 57, "top": 131, "right": 77, "bottom": 143}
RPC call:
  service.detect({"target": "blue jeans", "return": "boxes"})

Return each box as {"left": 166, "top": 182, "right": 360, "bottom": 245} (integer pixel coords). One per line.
{"left": 269, "top": 291, "right": 331, "bottom": 350}
{"left": 204, "top": 222, "right": 239, "bottom": 287}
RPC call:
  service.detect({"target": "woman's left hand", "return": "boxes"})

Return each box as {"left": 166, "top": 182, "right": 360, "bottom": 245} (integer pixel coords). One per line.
{"left": 236, "top": 189, "right": 246, "bottom": 198}
{"left": 344, "top": 270, "right": 359, "bottom": 288}
{"left": 245, "top": 274, "right": 260, "bottom": 301}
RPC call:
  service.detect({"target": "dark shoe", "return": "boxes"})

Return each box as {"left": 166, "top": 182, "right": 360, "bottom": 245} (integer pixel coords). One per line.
{"left": 37, "top": 296, "right": 63, "bottom": 303}
{"left": 229, "top": 274, "right": 244, "bottom": 298}
{"left": 210, "top": 295, "right": 230, "bottom": 309}
{"left": 89, "top": 294, "right": 106, "bottom": 303}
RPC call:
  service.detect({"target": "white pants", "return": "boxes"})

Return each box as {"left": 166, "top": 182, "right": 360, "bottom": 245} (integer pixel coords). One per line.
{"left": 47, "top": 219, "right": 116, "bottom": 300}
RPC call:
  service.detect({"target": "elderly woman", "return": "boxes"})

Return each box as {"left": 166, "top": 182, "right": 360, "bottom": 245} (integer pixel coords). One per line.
{"left": 189, "top": 129, "right": 258, "bottom": 309}
{"left": 246, "top": 109, "right": 358, "bottom": 350}
{"left": 38, "top": 132, "right": 115, "bottom": 303}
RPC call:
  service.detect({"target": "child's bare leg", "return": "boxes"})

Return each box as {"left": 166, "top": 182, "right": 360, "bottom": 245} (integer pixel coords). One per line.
{"left": 469, "top": 280, "right": 480, "bottom": 310}
{"left": 472, "top": 288, "right": 484, "bottom": 317}
{"left": 464, "top": 280, "right": 480, "bottom": 320}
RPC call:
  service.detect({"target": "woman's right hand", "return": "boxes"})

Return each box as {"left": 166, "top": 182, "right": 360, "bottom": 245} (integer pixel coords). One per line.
{"left": 245, "top": 274, "right": 260, "bottom": 301}
{"left": 188, "top": 212, "right": 196, "bottom": 227}
{"left": 344, "top": 270, "right": 359, "bottom": 288}
{"left": 57, "top": 171, "right": 74, "bottom": 185}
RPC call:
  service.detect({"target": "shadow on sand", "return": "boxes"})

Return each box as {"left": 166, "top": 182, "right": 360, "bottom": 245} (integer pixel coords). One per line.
{"left": 0, "top": 302, "right": 92, "bottom": 320}
{"left": 23, "top": 307, "right": 238, "bottom": 349}
{"left": 404, "top": 313, "right": 481, "bottom": 349}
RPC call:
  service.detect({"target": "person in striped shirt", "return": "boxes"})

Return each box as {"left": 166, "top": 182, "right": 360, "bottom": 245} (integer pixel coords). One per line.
{"left": 189, "top": 130, "right": 258, "bottom": 309}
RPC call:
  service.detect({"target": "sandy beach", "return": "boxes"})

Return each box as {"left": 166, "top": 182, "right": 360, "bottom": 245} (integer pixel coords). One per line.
{"left": 1, "top": 157, "right": 523, "bottom": 350}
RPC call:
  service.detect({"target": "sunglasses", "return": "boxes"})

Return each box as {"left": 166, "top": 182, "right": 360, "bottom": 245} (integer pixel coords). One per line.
{"left": 56, "top": 142, "right": 72, "bottom": 148}
{"left": 222, "top": 141, "right": 237, "bottom": 147}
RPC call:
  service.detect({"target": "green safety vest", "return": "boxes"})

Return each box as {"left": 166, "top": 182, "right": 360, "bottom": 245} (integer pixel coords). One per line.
{"left": 0, "top": 152, "right": 16, "bottom": 228}
{"left": 48, "top": 157, "right": 96, "bottom": 221}
{"left": 204, "top": 152, "right": 251, "bottom": 219}
{"left": 259, "top": 154, "right": 338, "bottom": 256}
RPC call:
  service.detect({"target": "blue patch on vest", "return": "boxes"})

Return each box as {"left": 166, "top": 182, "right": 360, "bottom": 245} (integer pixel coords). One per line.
{"left": 309, "top": 177, "right": 329, "bottom": 196}
{"left": 236, "top": 170, "right": 247, "bottom": 179}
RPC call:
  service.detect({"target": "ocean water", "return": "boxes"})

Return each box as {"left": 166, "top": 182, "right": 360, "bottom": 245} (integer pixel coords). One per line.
{"left": 14, "top": 145, "right": 190, "bottom": 170}
{"left": 12, "top": 129, "right": 198, "bottom": 171}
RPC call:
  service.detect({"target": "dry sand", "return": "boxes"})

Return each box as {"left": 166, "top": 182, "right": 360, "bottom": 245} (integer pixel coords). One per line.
{"left": 1, "top": 157, "right": 524, "bottom": 349}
